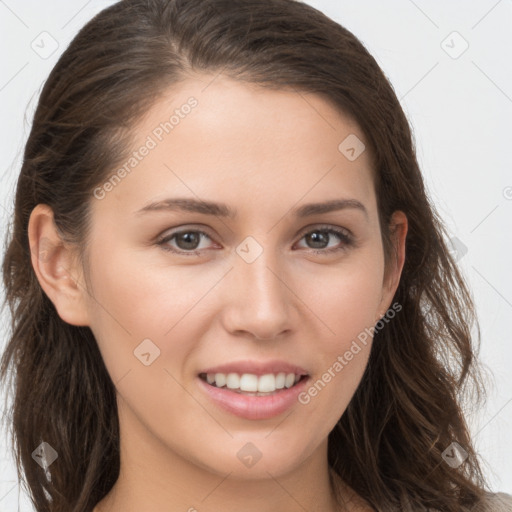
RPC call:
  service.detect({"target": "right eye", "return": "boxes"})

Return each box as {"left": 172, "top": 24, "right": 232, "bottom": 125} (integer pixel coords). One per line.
{"left": 157, "top": 228, "right": 218, "bottom": 256}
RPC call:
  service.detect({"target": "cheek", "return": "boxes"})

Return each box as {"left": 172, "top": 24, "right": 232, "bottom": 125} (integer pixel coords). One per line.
{"left": 300, "top": 292, "right": 375, "bottom": 428}
{"left": 84, "top": 247, "right": 225, "bottom": 382}
{"left": 303, "top": 254, "right": 385, "bottom": 348}
{"left": 85, "top": 244, "right": 200, "bottom": 335}
{"left": 297, "top": 252, "right": 383, "bottom": 412}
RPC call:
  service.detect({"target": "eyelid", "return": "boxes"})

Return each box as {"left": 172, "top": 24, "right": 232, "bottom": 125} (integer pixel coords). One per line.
{"left": 157, "top": 223, "right": 353, "bottom": 241}
{"left": 155, "top": 223, "right": 212, "bottom": 238}
{"left": 296, "top": 223, "right": 353, "bottom": 239}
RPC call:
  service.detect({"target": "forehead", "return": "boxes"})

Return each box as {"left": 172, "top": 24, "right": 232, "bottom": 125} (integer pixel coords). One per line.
{"left": 96, "top": 75, "right": 377, "bottom": 219}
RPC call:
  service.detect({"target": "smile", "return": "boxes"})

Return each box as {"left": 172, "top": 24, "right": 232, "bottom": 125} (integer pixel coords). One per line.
{"left": 197, "top": 372, "right": 310, "bottom": 420}
{"left": 199, "top": 371, "right": 305, "bottom": 395}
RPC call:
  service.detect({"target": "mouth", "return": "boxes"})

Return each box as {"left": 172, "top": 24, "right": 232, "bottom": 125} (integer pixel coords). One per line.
{"left": 198, "top": 371, "right": 309, "bottom": 396}
{"left": 196, "top": 360, "right": 311, "bottom": 420}
{"left": 197, "top": 370, "right": 311, "bottom": 420}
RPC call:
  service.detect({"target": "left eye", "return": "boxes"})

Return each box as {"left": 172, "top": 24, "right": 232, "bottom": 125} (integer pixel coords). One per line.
{"left": 295, "top": 227, "right": 353, "bottom": 253}
{"left": 157, "top": 226, "right": 354, "bottom": 256}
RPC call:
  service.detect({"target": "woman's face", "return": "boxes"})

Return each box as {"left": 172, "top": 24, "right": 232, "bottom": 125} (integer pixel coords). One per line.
{"left": 79, "top": 75, "right": 406, "bottom": 481}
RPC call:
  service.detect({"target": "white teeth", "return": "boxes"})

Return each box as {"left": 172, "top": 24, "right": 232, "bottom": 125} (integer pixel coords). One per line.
{"left": 240, "top": 373, "right": 258, "bottom": 392}
{"left": 258, "top": 374, "right": 275, "bottom": 393}
{"left": 226, "top": 373, "right": 240, "bottom": 389}
{"left": 214, "top": 373, "right": 226, "bottom": 388}
{"left": 204, "top": 372, "right": 303, "bottom": 393}
{"left": 275, "top": 372, "right": 286, "bottom": 389}
{"left": 284, "top": 373, "right": 295, "bottom": 388}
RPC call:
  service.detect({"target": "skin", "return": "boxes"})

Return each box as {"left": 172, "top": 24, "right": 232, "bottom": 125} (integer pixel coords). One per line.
{"left": 29, "top": 75, "right": 407, "bottom": 512}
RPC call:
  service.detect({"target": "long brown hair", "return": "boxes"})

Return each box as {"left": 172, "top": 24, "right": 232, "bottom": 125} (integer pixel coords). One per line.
{"left": 1, "top": 0, "right": 489, "bottom": 510}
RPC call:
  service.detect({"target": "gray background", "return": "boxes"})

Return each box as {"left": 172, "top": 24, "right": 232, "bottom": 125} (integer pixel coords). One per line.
{"left": 1, "top": 0, "right": 511, "bottom": 509}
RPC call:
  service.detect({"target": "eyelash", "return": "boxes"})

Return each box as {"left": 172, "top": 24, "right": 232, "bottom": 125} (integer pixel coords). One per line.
{"left": 156, "top": 225, "right": 355, "bottom": 257}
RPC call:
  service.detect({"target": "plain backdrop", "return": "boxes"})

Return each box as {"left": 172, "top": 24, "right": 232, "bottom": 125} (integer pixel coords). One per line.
{"left": 0, "top": 0, "right": 511, "bottom": 509}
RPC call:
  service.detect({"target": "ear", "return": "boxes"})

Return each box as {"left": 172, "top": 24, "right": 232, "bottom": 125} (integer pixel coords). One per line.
{"left": 376, "top": 210, "right": 408, "bottom": 320}
{"left": 28, "top": 204, "right": 90, "bottom": 326}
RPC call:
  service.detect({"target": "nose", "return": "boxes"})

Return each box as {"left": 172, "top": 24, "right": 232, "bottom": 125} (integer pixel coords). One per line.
{"left": 220, "top": 249, "right": 294, "bottom": 341}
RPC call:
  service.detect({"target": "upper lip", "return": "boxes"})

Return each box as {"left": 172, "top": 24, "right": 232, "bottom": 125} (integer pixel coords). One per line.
{"left": 199, "top": 360, "right": 309, "bottom": 377}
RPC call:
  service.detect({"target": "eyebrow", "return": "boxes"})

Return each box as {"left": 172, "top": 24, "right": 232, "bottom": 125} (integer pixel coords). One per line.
{"left": 136, "top": 197, "right": 368, "bottom": 219}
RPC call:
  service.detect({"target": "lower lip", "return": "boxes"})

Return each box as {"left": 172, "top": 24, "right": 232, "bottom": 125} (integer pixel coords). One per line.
{"left": 197, "top": 375, "right": 310, "bottom": 420}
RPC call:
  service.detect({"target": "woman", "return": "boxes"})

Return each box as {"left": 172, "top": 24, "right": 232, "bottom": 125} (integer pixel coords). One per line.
{"left": 1, "top": 0, "right": 510, "bottom": 511}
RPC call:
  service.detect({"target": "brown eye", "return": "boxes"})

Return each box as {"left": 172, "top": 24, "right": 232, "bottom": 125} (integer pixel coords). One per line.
{"left": 158, "top": 229, "right": 215, "bottom": 256}
{"left": 295, "top": 226, "right": 354, "bottom": 254}
{"left": 173, "top": 231, "right": 203, "bottom": 250}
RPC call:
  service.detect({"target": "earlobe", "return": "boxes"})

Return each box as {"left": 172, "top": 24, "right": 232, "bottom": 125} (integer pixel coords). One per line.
{"left": 28, "top": 204, "right": 90, "bottom": 326}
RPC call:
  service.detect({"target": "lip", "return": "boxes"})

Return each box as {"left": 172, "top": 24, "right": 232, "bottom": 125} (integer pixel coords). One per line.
{"left": 197, "top": 374, "right": 310, "bottom": 420}
{"left": 199, "top": 359, "right": 309, "bottom": 377}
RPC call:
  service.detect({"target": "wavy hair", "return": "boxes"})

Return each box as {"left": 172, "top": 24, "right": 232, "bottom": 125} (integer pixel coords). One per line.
{"left": 1, "top": 0, "right": 489, "bottom": 510}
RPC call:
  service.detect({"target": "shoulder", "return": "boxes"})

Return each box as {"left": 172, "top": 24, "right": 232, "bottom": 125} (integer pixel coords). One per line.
{"left": 470, "top": 492, "right": 512, "bottom": 512}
